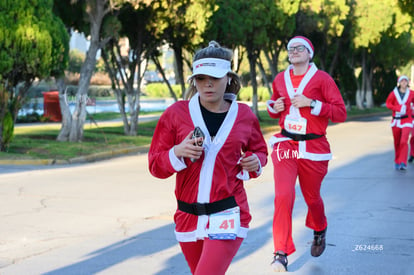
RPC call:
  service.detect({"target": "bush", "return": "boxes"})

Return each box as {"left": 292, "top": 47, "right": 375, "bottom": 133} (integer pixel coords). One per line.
{"left": 90, "top": 72, "right": 112, "bottom": 86}
{"left": 88, "top": 85, "right": 113, "bottom": 97}
{"left": 65, "top": 85, "right": 114, "bottom": 97}
{"left": 65, "top": 72, "right": 80, "bottom": 85}
{"left": 144, "top": 83, "right": 183, "bottom": 98}
{"left": 68, "top": 50, "right": 85, "bottom": 74}
{"left": 27, "top": 84, "right": 54, "bottom": 98}
{"left": 65, "top": 71, "right": 112, "bottom": 86}
{"left": 16, "top": 112, "right": 42, "bottom": 123}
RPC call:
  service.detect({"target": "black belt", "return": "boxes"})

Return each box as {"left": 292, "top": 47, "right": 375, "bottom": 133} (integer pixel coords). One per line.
{"left": 393, "top": 115, "right": 408, "bottom": 119}
{"left": 177, "top": 196, "right": 238, "bottom": 216}
{"left": 281, "top": 129, "right": 323, "bottom": 141}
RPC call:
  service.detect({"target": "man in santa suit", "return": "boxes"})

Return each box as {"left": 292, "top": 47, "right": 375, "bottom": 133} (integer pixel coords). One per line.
{"left": 149, "top": 41, "right": 268, "bottom": 275}
{"left": 266, "top": 36, "right": 347, "bottom": 272}
{"left": 385, "top": 75, "right": 414, "bottom": 170}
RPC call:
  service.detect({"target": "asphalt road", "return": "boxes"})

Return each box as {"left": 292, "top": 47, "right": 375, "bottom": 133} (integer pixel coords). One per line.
{"left": 0, "top": 115, "right": 413, "bottom": 275}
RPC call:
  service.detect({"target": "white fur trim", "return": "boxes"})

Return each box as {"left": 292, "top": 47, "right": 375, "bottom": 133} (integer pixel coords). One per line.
{"left": 310, "top": 100, "right": 322, "bottom": 116}
{"left": 169, "top": 147, "right": 187, "bottom": 171}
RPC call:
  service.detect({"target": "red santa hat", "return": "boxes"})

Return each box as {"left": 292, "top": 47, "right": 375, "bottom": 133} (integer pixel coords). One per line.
{"left": 287, "top": 36, "right": 314, "bottom": 59}
{"left": 397, "top": 75, "right": 409, "bottom": 84}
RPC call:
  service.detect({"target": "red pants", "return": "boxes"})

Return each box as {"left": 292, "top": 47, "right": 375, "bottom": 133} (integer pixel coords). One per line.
{"left": 410, "top": 127, "right": 414, "bottom": 157}
{"left": 271, "top": 141, "right": 328, "bottom": 256}
{"left": 392, "top": 127, "right": 411, "bottom": 164}
{"left": 179, "top": 237, "right": 243, "bottom": 275}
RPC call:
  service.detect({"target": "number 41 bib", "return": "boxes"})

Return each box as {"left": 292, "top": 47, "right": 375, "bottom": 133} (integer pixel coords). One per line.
{"left": 208, "top": 206, "right": 240, "bottom": 240}
{"left": 284, "top": 114, "right": 307, "bottom": 135}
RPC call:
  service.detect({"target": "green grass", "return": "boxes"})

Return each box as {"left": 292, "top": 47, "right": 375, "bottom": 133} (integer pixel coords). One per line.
{"left": 87, "top": 111, "right": 164, "bottom": 121}
{"left": 1, "top": 106, "right": 389, "bottom": 161}
{"left": 0, "top": 120, "right": 157, "bottom": 161}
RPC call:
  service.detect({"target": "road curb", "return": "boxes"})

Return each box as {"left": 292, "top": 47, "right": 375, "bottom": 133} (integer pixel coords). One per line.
{"left": 0, "top": 145, "right": 151, "bottom": 166}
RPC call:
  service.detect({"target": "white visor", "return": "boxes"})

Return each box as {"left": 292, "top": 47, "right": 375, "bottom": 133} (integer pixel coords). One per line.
{"left": 398, "top": 75, "right": 409, "bottom": 84}
{"left": 189, "top": 58, "right": 231, "bottom": 79}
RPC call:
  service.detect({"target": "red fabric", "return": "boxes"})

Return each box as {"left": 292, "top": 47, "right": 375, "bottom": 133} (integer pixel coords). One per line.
{"left": 289, "top": 67, "right": 309, "bottom": 89}
{"left": 148, "top": 100, "right": 268, "bottom": 235}
{"left": 268, "top": 67, "right": 344, "bottom": 255}
{"left": 385, "top": 89, "right": 414, "bottom": 128}
{"left": 268, "top": 68, "right": 347, "bottom": 157}
{"left": 269, "top": 69, "right": 347, "bottom": 131}
{"left": 410, "top": 127, "right": 414, "bottom": 157}
{"left": 271, "top": 141, "right": 328, "bottom": 255}
{"left": 392, "top": 127, "right": 411, "bottom": 164}
{"left": 385, "top": 89, "right": 414, "bottom": 164}
{"left": 180, "top": 238, "right": 243, "bottom": 275}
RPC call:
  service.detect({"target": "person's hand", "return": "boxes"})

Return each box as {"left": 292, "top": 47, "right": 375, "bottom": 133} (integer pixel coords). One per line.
{"left": 291, "top": 94, "right": 312, "bottom": 108}
{"left": 174, "top": 131, "right": 204, "bottom": 160}
{"left": 273, "top": 97, "right": 285, "bottom": 113}
{"left": 240, "top": 153, "right": 259, "bottom": 172}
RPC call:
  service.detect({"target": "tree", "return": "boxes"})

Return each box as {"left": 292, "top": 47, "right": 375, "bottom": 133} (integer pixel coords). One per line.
{"left": 352, "top": 0, "right": 413, "bottom": 109}
{"left": 0, "top": 0, "right": 69, "bottom": 151}
{"left": 54, "top": 0, "right": 120, "bottom": 142}
{"left": 204, "top": 0, "right": 276, "bottom": 118}
{"left": 398, "top": 0, "right": 414, "bottom": 16}
{"left": 101, "top": 1, "right": 161, "bottom": 136}
{"left": 157, "top": 0, "right": 211, "bottom": 98}
{"left": 263, "top": 0, "right": 299, "bottom": 79}
{"left": 287, "top": 0, "right": 356, "bottom": 107}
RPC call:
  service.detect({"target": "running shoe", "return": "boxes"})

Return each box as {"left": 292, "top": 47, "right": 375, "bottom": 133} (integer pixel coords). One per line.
{"left": 400, "top": 163, "right": 407, "bottom": 171}
{"left": 311, "top": 227, "right": 327, "bottom": 257}
{"left": 409, "top": 156, "right": 414, "bottom": 163}
{"left": 271, "top": 251, "right": 288, "bottom": 272}
{"left": 395, "top": 163, "right": 401, "bottom": 170}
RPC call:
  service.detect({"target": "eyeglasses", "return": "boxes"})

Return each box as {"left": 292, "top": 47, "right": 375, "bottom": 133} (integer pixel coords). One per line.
{"left": 287, "top": 45, "right": 307, "bottom": 54}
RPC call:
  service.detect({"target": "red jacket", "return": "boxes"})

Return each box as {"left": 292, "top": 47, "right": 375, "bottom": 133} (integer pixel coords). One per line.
{"left": 149, "top": 93, "right": 268, "bottom": 242}
{"left": 385, "top": 88, "right": 414, "bottom": 128}
{"left": 267, "top": 64, "right": 347, "bottom": 160}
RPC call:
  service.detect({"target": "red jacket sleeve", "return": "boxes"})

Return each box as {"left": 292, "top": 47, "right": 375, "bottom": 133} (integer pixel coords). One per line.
{"left": 245, "top": 108, "right": 268, "bottom": 176}
{"left": 267, "top": 73, "right": 284, "bottom": 119}
{"left": 317, "top": 71, "right": 347, "bottom": 123}
{"left": 148, "top": 108, "right": 180, "bottom": 179}
{"left": 385, "top": 91, "right": 403, "bottom": 113}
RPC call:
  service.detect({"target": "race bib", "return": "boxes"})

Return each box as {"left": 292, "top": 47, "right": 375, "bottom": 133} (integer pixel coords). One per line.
{"left": 284, "top": 115, "right": 307, "bottom": 135}
{"left": 208, "top": 207, "right": 240, "bottom": 240}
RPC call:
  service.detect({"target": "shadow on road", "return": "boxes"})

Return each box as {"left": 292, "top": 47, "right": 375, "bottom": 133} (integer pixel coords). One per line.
{"left": 43, "top": 223, "right": 181, "bottom": 275}
{"left": 43, "top": 148, "right": 414, "bottom": 275}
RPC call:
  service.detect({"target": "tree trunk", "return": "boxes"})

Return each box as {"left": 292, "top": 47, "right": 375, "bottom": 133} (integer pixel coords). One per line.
{"left": 125, "top": 58, "right": 140, "bottom": 136}
{"left": 69, "top": 38, "right": 100, "bottom": 142}
{"left": 264, "top": 47, "right": 279, "bottom": 80}
{"left": 365, "top": 68, "right": 374, "bottom": 108}
{"left": 356, "top": 89, "right": 364, "bottom": 110}
{"left": 56, "top": 77, "right": 71, "bottom": 141}
{"left": 247, "top": 49, "right": 259, "bottom": 118}
{"left": 356, "top": 51, "right": 367, "bottom": 110}
{"left": 152, "top": 54, "right": 178, "bottom": 101}
{"left": 58, "top": 0, "right": 108, "bottom": 142}
{"left": 173, "top": 47, "right": 186, "bottom": 99}
{"left": 257, "top": 56, "right": 272, "bottom": 97}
